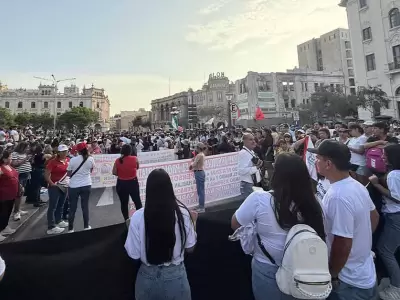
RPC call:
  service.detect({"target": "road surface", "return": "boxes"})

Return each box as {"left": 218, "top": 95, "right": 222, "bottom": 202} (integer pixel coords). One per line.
{"left": 11, "top": 187, "right": 241, "bottom": 242}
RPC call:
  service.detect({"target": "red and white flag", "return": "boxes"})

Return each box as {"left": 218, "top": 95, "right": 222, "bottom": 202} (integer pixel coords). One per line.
{"left": 303, "top": 136, "right": 318, "bottom": 181}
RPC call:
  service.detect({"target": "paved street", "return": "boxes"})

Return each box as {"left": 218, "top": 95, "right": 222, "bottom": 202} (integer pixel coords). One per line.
{"left": 9, "top": 188, "right": 242, "bottom": 242}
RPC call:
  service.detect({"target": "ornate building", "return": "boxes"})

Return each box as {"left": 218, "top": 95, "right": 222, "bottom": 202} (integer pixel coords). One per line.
{"left": 151, "top": 72, "right": 236, "bottom": 129}
{"left": 0, "top": 83, "right": 110, "bottom": 129}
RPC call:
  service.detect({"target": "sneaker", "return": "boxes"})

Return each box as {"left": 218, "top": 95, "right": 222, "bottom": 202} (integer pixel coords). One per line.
{"left": 68, "top": 229, "right": 75, "bottom": 233}
{"left": 0, "top": 234, "right": 7, "bottom": 242}
{"left": 1, "top": 226, "right": 16, "bottom": 236}
{"left": 46, "top": 227, "right": 65, "bottom": 235}
{"left": 13, "top": 212, "right": 21, "bottom": 221}
{"left": 84, "top": 226, "right": 92, "bottom": 231}
{"left": 19, "top": 210, "right": 28, "bottom": 216}
{"left": 195, "top": 207, "right": 206, "bottom": 213}
{"left": 57, "top": 221, "right": 69, "bottom": 228}
{"left": 380, "top": 284, "right": 400, "bottom": 300}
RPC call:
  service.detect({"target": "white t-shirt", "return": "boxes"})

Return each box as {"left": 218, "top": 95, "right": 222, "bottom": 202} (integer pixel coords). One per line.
{"left": 348, "top": 135, "right": 368, "bottom": 166}
{"left": 235, "top": 191, "right": 288, "bottom": 266}
{"left": 382, "top": 170, "right": 400, "bottom": 213}
{"left": 0, "top": 131, "right": 5, "bottom": 142}
{"left": 125, "top": 207, "right": 197, "bottom": 266}
{"left": 10, "top": 130, "right": 19, "bottom": 142}
{"left": 316, "top": 178, "right": 331, "bottom": 203}
{"left": 67, "top": 155, "right": 95, "bottom": 188}
{"left": 321, "top": 176, "right": 376, "bottom": 289}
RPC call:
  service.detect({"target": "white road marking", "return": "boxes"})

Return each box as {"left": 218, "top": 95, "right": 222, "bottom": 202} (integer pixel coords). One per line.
{"left": 96, "top": 187, "right": 114, "bottom": 207}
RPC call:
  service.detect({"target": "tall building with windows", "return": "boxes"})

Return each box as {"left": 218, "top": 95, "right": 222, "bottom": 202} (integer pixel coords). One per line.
{"left": 297, "top": 28, "right": 356, "bottom": 96}
{"left": 0, "top": 83, "right": 111, "bottom": 129}
{"left": 339, "top": 0, "right": 400, "bottom": 120}
{"left": 235, "top": 69, "right": 344, "bottom": 126}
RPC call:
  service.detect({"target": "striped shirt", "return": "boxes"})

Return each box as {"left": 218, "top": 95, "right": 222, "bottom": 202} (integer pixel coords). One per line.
{"left": 11, "top": 152, "right": 32, "bottom": 174}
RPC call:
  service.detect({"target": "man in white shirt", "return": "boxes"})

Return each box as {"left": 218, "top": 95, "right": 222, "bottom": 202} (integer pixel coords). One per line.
{"left": 238, "top": 133, "right": 262, "bottom": 200}
{"left": 308, "top": 140, "right": 380, "bottom": 300}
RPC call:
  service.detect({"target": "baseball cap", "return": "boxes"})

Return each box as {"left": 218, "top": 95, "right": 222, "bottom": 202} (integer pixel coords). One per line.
{"left": 363, "top": 120, "right": 374, "bottom": 126}
{"left": 57, "top": 144, "right": 68, "bottom": 152}
{"left": 76, "top": 142, "right": 88, "bottom": 152}
{"left": 307, "top": 140, "right": 351, "bottom": 171}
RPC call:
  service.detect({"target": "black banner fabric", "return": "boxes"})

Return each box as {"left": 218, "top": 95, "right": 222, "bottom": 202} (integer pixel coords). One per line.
{"left": 0, "top": 208, "right": 254, "bottom": 300}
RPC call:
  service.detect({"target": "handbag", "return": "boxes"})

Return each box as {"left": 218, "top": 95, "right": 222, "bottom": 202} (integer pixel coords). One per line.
{"left": 55, "top": 157, "right": 88, "bottom": 193}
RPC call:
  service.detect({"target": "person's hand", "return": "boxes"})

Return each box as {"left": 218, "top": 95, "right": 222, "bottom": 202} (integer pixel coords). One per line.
{"left": 257, "top": 160, "right": 264, "bottom": 168}
{"left": 190, "top": 210, "right": 198, "bottom": 222}
{"left": 189, "top": 165, "right": 193, "bottom": 171}
{"left": 381, "top": 140, "right": 388, "bottom": 145}
{"left": 369, "top": 175, "right": 379, "bottom": 185}
{"left": 48, "top": 181, "right": 56, "bottom": 187}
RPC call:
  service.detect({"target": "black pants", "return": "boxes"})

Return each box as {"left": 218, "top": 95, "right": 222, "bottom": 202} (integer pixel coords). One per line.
{"left": 0, "top": 200, "right": 15, "bottom": 231}
{"left": 116, "top": 178, "right": 142, "bottom": 220}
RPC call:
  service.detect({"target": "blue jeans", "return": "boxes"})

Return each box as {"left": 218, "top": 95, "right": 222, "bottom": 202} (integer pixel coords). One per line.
{"left": 135, "top": 263, "right": 191, "bottom": 300}
{"left": 251, "top": 259, "right": 296, "bottom": 300}
{"left": 68, "top": 185, "right": 91, "bottom": 230}
{"left": 47, "top": 186, "right": 67, "bottom": 229}
{"left": 194, "top": 171, "right": 205, "bottom": 208}
{"left": 378, "top": 213, "right": 400, "bottom": 287}
{"left": 240, "top": 181, "right": 253, "bottom": 200}
{"left": 328, "top": 281, "right": 377, "bottom": 300}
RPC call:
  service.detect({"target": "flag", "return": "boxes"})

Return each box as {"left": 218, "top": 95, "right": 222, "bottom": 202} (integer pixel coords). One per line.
{"left": 303, "top": 136, "right": 318, "bottom": 181}
{"left": 255, "top": 106, "right": 264, "bottom": 120}
{"left": 171, "top": 116, "right": 178, "bottom": 130}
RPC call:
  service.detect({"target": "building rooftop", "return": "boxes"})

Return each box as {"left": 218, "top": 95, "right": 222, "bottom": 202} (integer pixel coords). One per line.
{"left": 338, "top": 0, "right": 348, "bottom": 7}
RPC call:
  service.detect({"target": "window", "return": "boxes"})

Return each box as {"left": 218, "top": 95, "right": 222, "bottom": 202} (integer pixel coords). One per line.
{"left": 362, "top": 27, "right": 372, "bottom": 41}
{"left": 289, "top": 83, "right": 294, "bottom": 91}
{"left": 282, "top": 82, "right": 288, "bottom": 91}
{"left": 314, "top": 83, "right": 319, "bottom": 92}
{"left": 350, "top": 88, "right": 356, "bottom": 96}
{"left": 359, "top": 0, "right": 367, "bottom": 8}
{"left": 17, "top": 101, "right": 23, "bottom": 109}
{"left": 348, "top": 69, "right": 354, "bottom": 76}
{"left": 41, "top": 90, "right": 44, "bottom": 95}
{"left": 395, "top": 86, "right": 400, "bottom": 96}
{"left": 349, "top": 78, "right": 355, "bottom": 86}
{"left": 96, "top": 102, "right": 100, "bottom": 108}
{"left": 390, "top": 8, "right": 400, "bottom": 28}
{"left": 347, "top": 60, "right": 353, "bottom": 68}
{"left": 217, "top": 92, "right": 223, "bottom": 101}
{"left": 330, "top": 84, "right": 335, "bottom": 92}
{"left": 57, "top": 112, "right": 61, "bottom": 116}
{"left": 291, "top": 99, "right": 296, "bottom": 108}
{"left": 79, "top": 101, "right": 83, "bottom": 107}
{"left": 305, "top": 83, "right": 308, "bottom": 91}
{"left": 301, "top": 83, "right": 304, "bottom": 92}
{"left": 57, "top": 101, "right": 61, "bottom": 109}
{"left": 366, "top": 54, "right": 376, "bottom": 71}
{"left": 44, "top": 101, "right": 48, "bottom": 109}
{"left": 393, "top": 45, "right": 400, "bottom": 67}
{"left": 31, "top": 102, "right": 36, "bottom": 109}
{"left": 69, "top": 101, "right": 73, "bottom": 108}
{"left": 4, "top": 101, "right": 9, "bottom": 109}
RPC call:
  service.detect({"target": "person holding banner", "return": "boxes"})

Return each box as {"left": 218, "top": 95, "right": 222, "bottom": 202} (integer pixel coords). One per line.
{"left": 112, "top": 144, "right": 142, "bottom": 221}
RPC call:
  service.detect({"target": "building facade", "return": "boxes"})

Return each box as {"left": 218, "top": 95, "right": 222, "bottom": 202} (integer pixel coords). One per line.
{"left": 298, "top": 28, "right": 356, "bottom": 96}
{"left": 0, "top": 83, "right": 110, "bottom": 128}
{"left": 151, "top": 72, "right": 236, "bottom": 129}
{"left": 340, "top": 0, "right": 400, "bottom": 120}
{"left": 235, "top": 69, "right": 345, "bottom": 125}
{"left": 116, "top": 109, "right": 151, "bottom": 131}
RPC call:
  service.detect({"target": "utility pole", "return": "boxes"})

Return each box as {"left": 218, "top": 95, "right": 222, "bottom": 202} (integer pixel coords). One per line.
{"left": 34, "top": 75, "right": 76, "bottom": 133}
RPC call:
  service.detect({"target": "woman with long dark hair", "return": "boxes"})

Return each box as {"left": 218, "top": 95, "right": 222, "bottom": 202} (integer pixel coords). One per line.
{"left": 231, "top": 153, "right": 325, "bottom": 300}
{"left": 112, "top": 144, "right": 142, "bottom": 221}
{"left": 125, "top": 169, "right": 197, "bottom": 300}
{"left": 67, "top": 142, "right": 95, "bottom": 233}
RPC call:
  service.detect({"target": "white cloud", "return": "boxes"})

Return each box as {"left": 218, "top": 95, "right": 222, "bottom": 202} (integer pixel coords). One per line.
{"left": 187, "top": 0, "right": 348, "bottom": 50}
{"left": 198, "top": 0, "right": 232, "bottom": 15}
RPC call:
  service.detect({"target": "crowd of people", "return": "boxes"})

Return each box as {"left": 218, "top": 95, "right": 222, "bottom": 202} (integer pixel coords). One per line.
{"left": 0, "top": 119, "right": 400, "bottom": 300}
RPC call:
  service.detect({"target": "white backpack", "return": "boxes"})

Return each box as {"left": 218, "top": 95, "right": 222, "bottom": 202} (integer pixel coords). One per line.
{"left": 258, "top": 224, "right": 332, "bottom": 299}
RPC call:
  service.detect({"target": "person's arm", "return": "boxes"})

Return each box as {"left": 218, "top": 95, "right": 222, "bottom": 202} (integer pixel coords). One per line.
{"left": 185, "top": 210, "right": 198, "bottom": 253}
{"left": 293, "top": 137, "right": 305, "bottom": 150}
{"left": 370, "top": 209, "right": 380, "bottom": 234}
{"left": 370, "top": 174, "right": 400, "bottom": 203}
{"left": 231, "top": 192, "right": 260, "bottom": 230}
{"left": 364, "top": 140, "right": 386, "bottom": 149}
{"left": 112, "top": 161, "right": 118, "bottom": 176}
{"left": 348, "top": 146, "right": 364, "bottom": 155}
{"left": 45, "top": 162, "right": 55, "bottom": 186}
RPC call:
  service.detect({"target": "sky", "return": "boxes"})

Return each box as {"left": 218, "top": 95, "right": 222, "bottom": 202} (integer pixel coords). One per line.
{"left": 0, "top": 0, "right": 348, "bottom": 115}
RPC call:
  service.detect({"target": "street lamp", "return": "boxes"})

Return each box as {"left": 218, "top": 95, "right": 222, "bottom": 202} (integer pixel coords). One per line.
{"left": 226, "top": 93, "right": 234, "bottom": 128}
{"left": 34, "top": 74, "right": 76, "bottom": 133}
{"left": 170, "top": 106, "right": 180, "bottom": 130}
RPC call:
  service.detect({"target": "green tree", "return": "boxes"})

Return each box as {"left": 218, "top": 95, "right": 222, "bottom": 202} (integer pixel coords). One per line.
{"left": 132, "top": 116, "right": 143, "bottom": 128}
{"left": 35, "top": 113, "right": 54, "bottom": 131}
{"left": 0, "top": 108, "right": 14, "bottom": 128}
{"left": 357, "top": 86, "right": 389, "bottom": 117}
{"left": 57, "top": 107, "right": 99, "bottom": 130}
{"left": 197, "top": 105, "right": 227, "bottom": 120}
{"left": 14, "top": 112, "right": 32, "bottom": 126}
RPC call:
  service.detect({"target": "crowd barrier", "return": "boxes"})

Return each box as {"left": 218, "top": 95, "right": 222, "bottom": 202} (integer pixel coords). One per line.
{"left": 91, "top": 152, "right": 241, "bottom": 207}
{"left": 0, "top": 207, "right": 254, "bottom": 300}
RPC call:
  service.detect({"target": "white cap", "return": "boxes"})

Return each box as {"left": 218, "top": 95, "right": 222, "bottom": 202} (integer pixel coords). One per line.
{"left": 363, "top": 121, "right": 374, "bottom": 126}
{"left": 57, "top": 144, "right": 68, "bottom": 152}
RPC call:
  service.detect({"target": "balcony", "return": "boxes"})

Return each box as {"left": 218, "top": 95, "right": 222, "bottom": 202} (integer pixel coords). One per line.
{"left": 387, "top": 58, "right": 400, "bottom": 74}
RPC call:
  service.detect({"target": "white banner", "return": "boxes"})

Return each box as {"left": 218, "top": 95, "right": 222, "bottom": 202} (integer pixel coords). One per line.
{"left": 91, "top": 150, "right": 176, "bottom": 188}
{"left": 91, "top": 152, "right": 241, "bottom": 207}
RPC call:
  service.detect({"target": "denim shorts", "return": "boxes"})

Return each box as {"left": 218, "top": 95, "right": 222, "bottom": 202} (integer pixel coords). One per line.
{"left": 135, "top": 263, "right": 191, "bottom": 300}
{"left": 328, "top": 280, "right": 377, "bottom": 300}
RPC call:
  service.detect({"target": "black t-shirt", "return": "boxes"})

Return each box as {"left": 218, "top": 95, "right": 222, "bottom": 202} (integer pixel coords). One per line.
{"left": 366, "top": 135, "right": 399, "bottom": 144}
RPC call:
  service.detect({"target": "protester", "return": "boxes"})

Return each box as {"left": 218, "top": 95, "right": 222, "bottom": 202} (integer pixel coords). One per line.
{"left": 28, "top": 145, "right": 47, "bottom": 207}
{"left": 45, "top": 144, "right": 70, "bottom": 235}
{"left": 231, "top": 153, "right": 326, "bottom": 300}
{"left": 112, "top": 144, "right": 142, "bottom": 221}
{"left": 0, "top": 151, "right": 18, "bottom": 242}
{"left": 238, "top": 133, "right": 262, "bottom": 199}
{"left": 190, "top": 142, "right": 207, "bottom": 213}
{"left": 347, "top": 123, "right": 369, "bottom": 184}
{"left": 125, "top": 169, "right": 197, "bottom": 300}
{"left": 67, "top": 142, "right": 95, "bottom": 233}
{"left": 309, "top": 140, "right": 380, "bottom": 300}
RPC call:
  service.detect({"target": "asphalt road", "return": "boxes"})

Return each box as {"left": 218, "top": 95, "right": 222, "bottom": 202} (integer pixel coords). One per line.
{"left": 11, "top": 187, "right": 242, "bottom": 242}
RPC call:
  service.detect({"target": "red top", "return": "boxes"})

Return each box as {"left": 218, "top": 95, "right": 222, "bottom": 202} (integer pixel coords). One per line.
{"left": 46, "top": 157, "right": 70, "bottom": 183}
{"left": 0, "top": 165, "right": 19, "bottom": 201}
{"left": 115, "top": 156, "right": 137, "bottom": 180}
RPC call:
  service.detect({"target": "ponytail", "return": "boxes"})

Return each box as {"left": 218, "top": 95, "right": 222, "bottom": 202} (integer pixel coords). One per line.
{"left": 119, "top": 155, "right": 124, "bottom": 164}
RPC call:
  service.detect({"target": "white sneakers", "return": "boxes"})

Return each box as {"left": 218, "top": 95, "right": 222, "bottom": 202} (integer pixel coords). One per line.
{"left": 1, "top": 226, "right": 16, "bottom": 236}
{"left": 46, "top": 227, "right": 65, "bottom": 235}
{"left": 84, "top": 226, "right": 92, "bottom": 231}
{"left": 0, "top": 235, "right": 6, "bottom": 243}
{"left": 57, "top": 221, "right": 69, "bottom": 228}
{"left": 13, "top": 210, "right": 28, "bottom": 221}
{"left": 380, "top": 284, "right": 400, "bottom": 300}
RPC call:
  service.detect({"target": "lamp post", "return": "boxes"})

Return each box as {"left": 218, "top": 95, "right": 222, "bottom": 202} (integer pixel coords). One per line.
{"left": 34, "top": 75, "right": 76, "bottom": 133}
{"left": 226, "top": 93, "right": 234, "bottom": 128}
{"left": 170, "top": 106, "right": 180, "bottom": 130}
